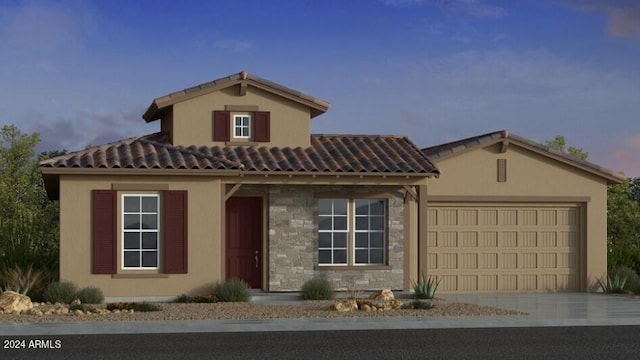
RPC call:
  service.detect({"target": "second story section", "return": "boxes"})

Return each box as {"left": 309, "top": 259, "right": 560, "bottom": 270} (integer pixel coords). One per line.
{"left": 142, "top": 71, "right": 330, "bottom": 148}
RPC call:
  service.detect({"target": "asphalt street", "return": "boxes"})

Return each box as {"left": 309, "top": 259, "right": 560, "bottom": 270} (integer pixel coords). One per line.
{"left": 2, "top": 326, "right": 639, "bottom": 360}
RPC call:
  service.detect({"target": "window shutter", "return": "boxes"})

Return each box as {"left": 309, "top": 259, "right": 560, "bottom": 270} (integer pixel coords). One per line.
{"left": 92, "top": 190, "right": 117, "bottom": 274}
{"left": 213, "top": 111, "right": 230, "bottom": 142}
{"left": 253, "top": 111, "right": 270, "bottom": 142}
{"left": 164, "top": 190, "right": 188, "bottom": 274}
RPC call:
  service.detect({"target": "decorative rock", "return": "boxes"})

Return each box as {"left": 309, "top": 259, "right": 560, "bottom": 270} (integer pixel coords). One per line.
{"left": 330, "top": 299, "right": 358, "bottom": 312}
{"left": 73, "top": 309, "right": 84, "bottom": 316}
{"left": 369, "top": 289, "right": 394, "bottom": 301}
{"left": 70, "top": 299, "right": 81, "bottom": 306}
{"left": 0, "top": 291, "right": 33, "bottom": 314}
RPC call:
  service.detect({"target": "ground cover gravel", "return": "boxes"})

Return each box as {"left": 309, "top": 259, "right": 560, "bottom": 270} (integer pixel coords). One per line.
{"left": 0, "top": 299, "right": 525, "bottom": 323}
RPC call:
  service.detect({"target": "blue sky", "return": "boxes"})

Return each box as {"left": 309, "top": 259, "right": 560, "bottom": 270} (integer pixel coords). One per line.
{"left": 1, "top": 0, "right": 639, "bottom": 177}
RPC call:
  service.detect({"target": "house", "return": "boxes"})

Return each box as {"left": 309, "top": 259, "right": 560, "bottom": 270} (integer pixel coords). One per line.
{"left": 39, "top": 71, "right": 623, "bottom": 299}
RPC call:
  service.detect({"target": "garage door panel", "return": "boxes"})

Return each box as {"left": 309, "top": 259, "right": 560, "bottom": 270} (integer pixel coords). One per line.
{"left": 424, "top": 204, "right": 581, "bottom": 293}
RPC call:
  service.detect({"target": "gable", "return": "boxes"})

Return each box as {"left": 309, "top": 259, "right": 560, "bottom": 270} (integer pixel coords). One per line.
{"left": 427, "top": 142, "right": 611, "bottom": 198}
{"left": 143, "top": 71, "right": 330, "bottom": 149}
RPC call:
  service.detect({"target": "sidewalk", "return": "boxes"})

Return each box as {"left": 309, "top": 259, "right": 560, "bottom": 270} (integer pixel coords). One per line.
{"left": 1, "top": 293, "right": 639, "bottom": 336}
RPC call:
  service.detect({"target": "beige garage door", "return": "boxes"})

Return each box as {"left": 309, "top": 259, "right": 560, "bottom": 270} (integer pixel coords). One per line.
{"left": 424, "top": 204, "right": 581, "bottom": 292}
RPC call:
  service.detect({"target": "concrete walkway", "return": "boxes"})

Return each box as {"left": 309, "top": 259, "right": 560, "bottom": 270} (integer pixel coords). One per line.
{"left": 1, "top": 293, "right": 639, "bottom": 336}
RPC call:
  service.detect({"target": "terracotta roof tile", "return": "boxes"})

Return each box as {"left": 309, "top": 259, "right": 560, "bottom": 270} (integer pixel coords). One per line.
{"left": 40, "top": 133, "right": 439, "bottom": 176}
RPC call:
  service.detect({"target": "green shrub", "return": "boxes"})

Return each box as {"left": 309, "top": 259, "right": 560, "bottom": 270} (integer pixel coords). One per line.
{"left": 76, "top": 286, "right": 105, "bottom": 304}
{"left": 106, "top": 302, "right": 161, "bottom": 312}
{"left": 43, "top": 281, "right": 79, "bottom": 304}
{"left": 412, "top": 272, "right": 440, "bottom": 299}
{"left": 213, "top": 278, "right": 251, "bottom": 302}
{"left": 404, "top": 300, "right": 435, "bottom": 310}
{"left": 300, "top": 278, "right": 334, "bottom": 300}
{"left": 0, "top": 264, "right": 44, "bottom": 296}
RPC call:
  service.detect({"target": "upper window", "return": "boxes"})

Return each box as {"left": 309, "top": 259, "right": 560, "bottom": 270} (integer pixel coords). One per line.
{"left": 122, "top": 194, "right": 159, "bottom": 269}
{"left": 318, "top": 198, "right": 387, "bottom": 266}
{"left": 233, "top": 114, "right": 251, "bottom": 139}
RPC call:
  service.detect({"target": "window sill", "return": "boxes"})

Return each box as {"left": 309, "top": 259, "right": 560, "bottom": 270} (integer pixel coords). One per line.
{"left": 111, "top": 273, "right": 170, "bottom": 279}
{"left": 313, "top": 265, "right": 391, "bottom": 271}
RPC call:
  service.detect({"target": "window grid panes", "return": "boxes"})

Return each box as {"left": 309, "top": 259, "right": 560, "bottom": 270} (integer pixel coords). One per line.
{"left": 122, "top": 195, "right": 159, "bottom": 269}
{"left": 233, "top": 115, "right": 251, "bottom": 138}
{"left": 354, "top": 199, "right": 386, "bottom": 265}
{"left": 318, "top": 199, "right": 348, "bottom": 265}
{"left": 318, "top": 198, "right": 387, "bottom": 266}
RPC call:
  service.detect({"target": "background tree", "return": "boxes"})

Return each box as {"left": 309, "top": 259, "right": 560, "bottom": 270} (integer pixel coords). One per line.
{"left": 546, "top": 135, "right": 640, "bottom": 273}
{"left": 545, "top": 135, "right": 589, "bottom": 160}
{"left": 0, "top": 125, "right": 60, "bottom": 295}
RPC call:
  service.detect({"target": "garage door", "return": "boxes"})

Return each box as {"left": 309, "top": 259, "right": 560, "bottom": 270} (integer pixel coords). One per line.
{"left": 424, "top": 204, "right": 581, "bottom": 292}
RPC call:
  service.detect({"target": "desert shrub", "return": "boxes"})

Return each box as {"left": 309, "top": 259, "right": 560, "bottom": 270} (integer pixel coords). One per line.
{"left": 214, "top": 278, "right": 250, "bottom": 302}
{"left": 412, "top": 272, "right": 440, "bottom": 299}
{"left": 193, "top": 294, "right": 218, "bottom": 303}
{"left": 0, "top": 264, "right": 44, "bottom": 296}
{"left": 106, "top": 302, "right": 161, "bottom": 312}
{"left": 300, "top": 278, "right": 334, "bottom": 300}
{"left": 76, "top": 286, "right": 104, "bottom": 304}
{"left": 404, "top": 300, "right": 435, "bottom": 310}
{"left": 174, "top": 294, "right": 194, "bottom": 303}
{"left": 43, "top": 281, "right": 78, "bottom": 304}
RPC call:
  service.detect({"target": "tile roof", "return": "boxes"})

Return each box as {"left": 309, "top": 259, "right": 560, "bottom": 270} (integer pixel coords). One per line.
{"left": 422, "top": 130, "right": 624, "bottom": 183}
{"left": 143, "top": 71, "right": 330, "bottom": 122}
{"left": 40, "top": 132, "right": 439, "bottom": 175}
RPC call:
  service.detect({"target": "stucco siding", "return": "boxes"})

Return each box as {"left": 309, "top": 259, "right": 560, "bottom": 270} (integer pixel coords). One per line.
{"left": 59, "top": 175, "right": 225, "bottom": 298}
{"left": 171, "top": 86, "right": 311, "bottom": 148}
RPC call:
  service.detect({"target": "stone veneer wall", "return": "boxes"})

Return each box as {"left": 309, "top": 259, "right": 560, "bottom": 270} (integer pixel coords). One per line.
{"left": 265, "top": 185, "right": 405, "bottom": 292}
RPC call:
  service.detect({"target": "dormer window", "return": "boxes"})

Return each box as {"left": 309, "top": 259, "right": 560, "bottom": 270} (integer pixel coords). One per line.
{"left": 213, "top": 110, "right": 270, "bottom": 143}
{"left": 233, "top": 114, "right": 251, "bottom": 139}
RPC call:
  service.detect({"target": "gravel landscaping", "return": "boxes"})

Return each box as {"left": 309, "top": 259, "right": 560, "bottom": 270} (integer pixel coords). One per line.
{"left": 0, "top": 299, "right": 525, "bottom": 323}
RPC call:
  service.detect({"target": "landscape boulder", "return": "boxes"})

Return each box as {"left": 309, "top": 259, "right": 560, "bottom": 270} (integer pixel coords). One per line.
{"left": 369, "top": 289, "right": 394, "bottom": 301}
{"left": 0, "top": 291, "right": 33, "bottom": 314}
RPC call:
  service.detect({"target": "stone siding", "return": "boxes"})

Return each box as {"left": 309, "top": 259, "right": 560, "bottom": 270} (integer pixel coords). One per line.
{"left": 264, "top": 185, "right": 406, "bottom": 291}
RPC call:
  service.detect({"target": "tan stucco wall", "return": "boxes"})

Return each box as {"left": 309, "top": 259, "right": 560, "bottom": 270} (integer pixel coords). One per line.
{"left": 169, "top": 86, "right": 312, "bottom": 148}
{"left": 59, "top": 175, "right": 225, "bottom": 298}
{"left": 426, "top": 144, "right": 609, "bottom": 290}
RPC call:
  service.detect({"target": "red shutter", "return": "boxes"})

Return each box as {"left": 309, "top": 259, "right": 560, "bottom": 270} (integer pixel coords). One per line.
{"left": 164, "top": 190, "right": 188, "bottom": 274}
{"left": 213, "top": 111, "right": 230, "bottom": 142}
{"left": 92, "top": 190, "right": 117, "bottom": 274}
{"left": 254, "top": 111, "right": 270, "bottom": 142}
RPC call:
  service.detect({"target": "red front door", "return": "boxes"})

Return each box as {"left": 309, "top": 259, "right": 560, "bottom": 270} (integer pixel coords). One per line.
{"left": 225, "top": 197, "right": 262, "bottom": 289}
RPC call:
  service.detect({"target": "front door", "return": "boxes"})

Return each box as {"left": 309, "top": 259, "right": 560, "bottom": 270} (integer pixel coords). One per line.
{"left": 225, "top": 197, "right": 262, "bottom": 289}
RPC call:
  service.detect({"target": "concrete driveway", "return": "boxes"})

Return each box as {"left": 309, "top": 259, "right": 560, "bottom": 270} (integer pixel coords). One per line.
{"left": 439, "top": 293, "right": 640, "bottom": 328}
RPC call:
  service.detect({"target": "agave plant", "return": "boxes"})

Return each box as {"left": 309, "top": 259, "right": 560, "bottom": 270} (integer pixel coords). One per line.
{"left": 0, "top": 264, "right": 44, "bottom": 296}
{"left": 412, "top": 271, "right": 440, "bottom": 299}
{"left": 596, "top": 274, "right": 628, "bottom": 294}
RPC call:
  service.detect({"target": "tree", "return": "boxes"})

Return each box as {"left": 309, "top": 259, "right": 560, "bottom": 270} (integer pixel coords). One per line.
{"left": 545, "top": 135, "right": 589, "bottom": 160}
{"left": 0, "top": 125, "right": 60, "bottom": 281}
{"left": 546, "top": 135, "right": 640, "bottom": 273}
{"left": 607, "top": 179, "right": 640, "bottom": 272}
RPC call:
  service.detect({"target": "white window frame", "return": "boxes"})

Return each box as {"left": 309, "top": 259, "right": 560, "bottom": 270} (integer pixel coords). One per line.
{"left": 121, "top": 194, "right": 160, "bottom": 270}
{"left": 233, "top": 114, "right": 251, "bottom": 139}
{"left": 317, "top": 198, "right": 387, "bottom": 266}
{"left": 318, "top": 199, "right": 349, "bottom": 265}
